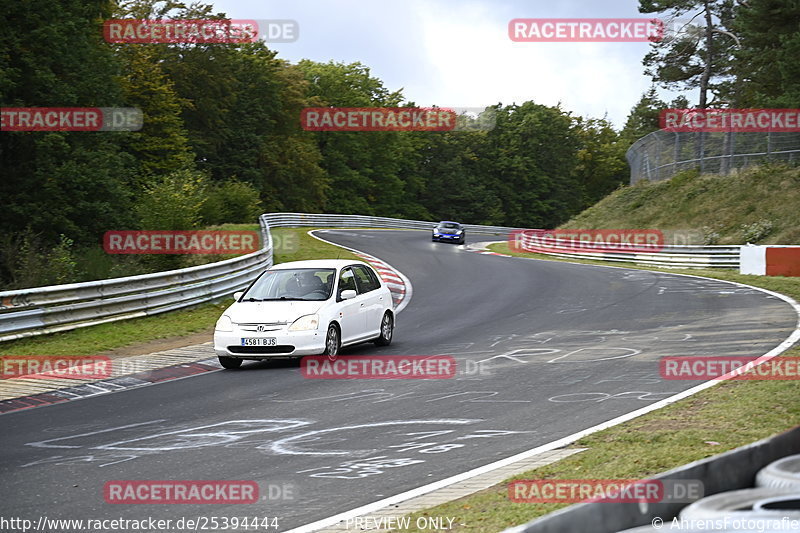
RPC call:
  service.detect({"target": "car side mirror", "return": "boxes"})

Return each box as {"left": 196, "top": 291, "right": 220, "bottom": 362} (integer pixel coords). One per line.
{"left": 340, "top": 289, "right": 357, "bottom": 300}
{"left": 233, "top": 291, "right": 244, "bottom": 301}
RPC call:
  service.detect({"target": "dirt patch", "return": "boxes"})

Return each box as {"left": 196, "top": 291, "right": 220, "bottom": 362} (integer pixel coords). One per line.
{"left": 99, "top": 328, "right": 214, "bottom": 358}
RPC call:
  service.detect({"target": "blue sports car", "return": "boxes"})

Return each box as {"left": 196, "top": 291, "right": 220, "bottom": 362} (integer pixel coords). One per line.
{"left": 432, "top": 221, "right": 465, "bottom": 244}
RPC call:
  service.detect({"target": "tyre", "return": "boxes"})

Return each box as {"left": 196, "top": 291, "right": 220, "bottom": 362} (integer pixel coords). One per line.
{"left": 756, "top": 454, "right": 800, "bottom": 490}
{"left": 374, "top": 312, "right": 393, "bottom": 346}
{"left": 323, "top": 323, "right": 340, "bottom": 360}
{"left": 218, "top": 356, "right": 242, "bottom": 369}
{"left": 679, "top": 488, "right": 800, "bottom": 521}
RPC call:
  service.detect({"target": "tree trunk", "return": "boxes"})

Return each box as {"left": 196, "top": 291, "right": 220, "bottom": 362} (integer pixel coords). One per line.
{"left": 699, "top": 0, "right": 713, "bottom": 109}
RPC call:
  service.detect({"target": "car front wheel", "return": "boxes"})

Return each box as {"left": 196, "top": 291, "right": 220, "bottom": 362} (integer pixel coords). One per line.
{"left": 323, "top": 324, "right": 340, "bottom": 360}
{"left": 218, "top": 356, "right": 242, "bottom": 369}
{"left": 374, "top": 312, "right": 393, "bottom": 346}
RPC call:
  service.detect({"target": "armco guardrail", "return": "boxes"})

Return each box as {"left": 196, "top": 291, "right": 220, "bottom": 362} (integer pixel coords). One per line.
{"left": 0, "top": 213, "right": 742, "bottom": 342}
{"left": 0, "top": 213, "right": 519, "bottom": 342}
{"left": 511, "top": 232, "right": 740, "bottom": 269}
{"left": 0, "top": 219, "right": 274, "bottom": 343}
{"left": 261, "top": 212, "right": 520, "bottom": 235}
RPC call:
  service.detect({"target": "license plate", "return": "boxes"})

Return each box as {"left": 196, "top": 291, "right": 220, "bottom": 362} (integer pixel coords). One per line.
{"left": 241, "top": 337, "right": 277, "bottom": 346}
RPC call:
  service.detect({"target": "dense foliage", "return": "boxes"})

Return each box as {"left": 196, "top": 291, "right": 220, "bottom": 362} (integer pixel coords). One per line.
{"left": 1, "top": 0, "right": 795, "bottom": 287}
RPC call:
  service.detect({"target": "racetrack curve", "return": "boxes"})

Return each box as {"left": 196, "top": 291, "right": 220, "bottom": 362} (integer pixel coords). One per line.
{"left": 1, "top": 229, "right": 797, "bottom": 531}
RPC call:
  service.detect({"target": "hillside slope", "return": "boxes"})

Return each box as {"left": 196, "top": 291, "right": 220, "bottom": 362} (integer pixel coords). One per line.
{"left": 560, "top": 164, "right": 800, "bottom": 244}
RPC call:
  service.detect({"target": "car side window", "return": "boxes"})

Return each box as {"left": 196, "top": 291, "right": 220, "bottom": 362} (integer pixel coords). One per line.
{"left": 352, "top": 265, "right": 380, "bottom": 293}
{"left": 365, "top": 266, "right": 382, "bottom": 290}
{"left": 338, "top": 267, "right": 357, "bottom": 298}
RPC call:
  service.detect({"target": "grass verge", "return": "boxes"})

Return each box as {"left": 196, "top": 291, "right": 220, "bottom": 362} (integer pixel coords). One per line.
{"left": 392, "top": 243, "right": 800, "bottom": 532}
{"left": 0, "top": 228, "right": 358, "bottom": 356}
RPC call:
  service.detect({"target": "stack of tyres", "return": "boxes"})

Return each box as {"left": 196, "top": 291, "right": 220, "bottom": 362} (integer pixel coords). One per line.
{"left": 616, "top": 454, "right": 800, "bottom": 532}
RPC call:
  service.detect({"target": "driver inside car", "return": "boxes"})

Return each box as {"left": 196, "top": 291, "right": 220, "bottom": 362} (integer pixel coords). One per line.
{"left": 297, "top": 271, "right": 325, "bottom": 297}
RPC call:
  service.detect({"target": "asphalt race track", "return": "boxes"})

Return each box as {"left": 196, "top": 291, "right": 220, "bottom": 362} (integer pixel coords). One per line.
{"left": 2, "top": 229, "right": 797, "bottom": 531}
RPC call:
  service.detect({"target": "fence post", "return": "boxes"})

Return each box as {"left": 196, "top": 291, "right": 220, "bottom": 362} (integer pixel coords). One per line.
{"left": 673, "top": 132, "right": 679, "bottom": 178}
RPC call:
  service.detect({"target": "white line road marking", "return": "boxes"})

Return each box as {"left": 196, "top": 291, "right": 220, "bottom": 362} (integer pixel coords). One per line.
{"left": 264, "top": 419, "right": 479, "bottom": 456}
{"left": 285, "top": 244, "right": 800, "bottom": 533}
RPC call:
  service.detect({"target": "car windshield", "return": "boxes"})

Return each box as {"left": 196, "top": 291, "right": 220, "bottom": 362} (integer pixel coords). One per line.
{"left": 439, "top": 223, "right": 460, "bottom": 229}
{"left": 242, "top": 268, "right": 335, "bottom": 301}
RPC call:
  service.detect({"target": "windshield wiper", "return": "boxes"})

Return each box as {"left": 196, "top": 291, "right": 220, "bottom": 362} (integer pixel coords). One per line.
{"left": 261, "top": 297, "right": 311, "bottom": 301}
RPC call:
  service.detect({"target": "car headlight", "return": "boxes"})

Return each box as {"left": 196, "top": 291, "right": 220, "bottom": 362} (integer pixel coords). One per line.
{"left": 215, "top": 315, "right": 234, "bottom": 332}
{"left": 456, "top": 230, "right": 463, "bottom": 234}
{"left": 289, "top": 314, "right": 319, "bottom": 332}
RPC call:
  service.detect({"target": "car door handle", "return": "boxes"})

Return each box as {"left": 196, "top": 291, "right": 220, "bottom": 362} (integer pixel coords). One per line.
{"left": 360, "top": 303, "right": 365, "bottom": 307}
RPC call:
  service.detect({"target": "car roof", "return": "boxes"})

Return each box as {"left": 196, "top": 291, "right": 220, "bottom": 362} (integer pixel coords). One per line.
{"left": 269, "top": 259, "right": 369, "bottom": 270}
{"left": 438, "top": 220, "right": 461, "bottom": 225}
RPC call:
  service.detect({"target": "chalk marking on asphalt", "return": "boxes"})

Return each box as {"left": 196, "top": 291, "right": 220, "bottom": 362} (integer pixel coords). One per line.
{"left": 286, "top": 237, "right": 800, "bottom": 533}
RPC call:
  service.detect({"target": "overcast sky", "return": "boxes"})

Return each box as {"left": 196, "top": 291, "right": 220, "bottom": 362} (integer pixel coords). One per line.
{"left": 210, "top": 0, "right": 691, "bottom": 128}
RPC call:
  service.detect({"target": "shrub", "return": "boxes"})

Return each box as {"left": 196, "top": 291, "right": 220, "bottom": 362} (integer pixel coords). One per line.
{"left": 741, "top": 219, "right": 774, "bottom": 243}
{"left": 200, "top": 180, "right": 263, "bottom": 225}
{"left": 135, "top": 170, "right": 210, "bottom": 231}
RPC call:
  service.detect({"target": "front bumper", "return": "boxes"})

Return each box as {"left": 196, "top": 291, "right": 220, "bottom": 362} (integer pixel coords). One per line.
{"left": 433, "top": 233, "right": 463, "bottom": 241}
{"left": 214, "top": 327, "right": 326, "bottom": 359}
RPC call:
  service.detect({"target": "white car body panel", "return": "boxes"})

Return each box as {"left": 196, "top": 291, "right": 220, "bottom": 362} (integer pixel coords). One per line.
{"left": 213, "top": 259, "right": 393, "bottom": 359}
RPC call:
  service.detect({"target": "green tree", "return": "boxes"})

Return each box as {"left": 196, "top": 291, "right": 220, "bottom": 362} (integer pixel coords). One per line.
{"left": 136, "top": 170, "right": 208, "bottom": 230}
{"left": 574, "top": 118, "right": 629, "bottom": 209}
{"left": 297, "top": 60, "right": 414, "bottom": 215}
{"left": 639, "top": 0, "right": 737, "bottom": 107}
{"left": 200, "top": 180, "right": 263, "bottom": 226}
{"left": 483, "top": 102, "right": 582, "bottom": 228}
{"left": 0, "top": 0, "right": 137, "bottom": 247}
{"left": 729, "top": 0, "right": 800, "bottom": 107}
{"left": 115, "top": 46, "right": 195, "bottom": 176}
{"left": 620, "top": 87, "right": 668, "bottom": 143}
{"left": 411, "top": 130, "right": 502, "bottom": 224}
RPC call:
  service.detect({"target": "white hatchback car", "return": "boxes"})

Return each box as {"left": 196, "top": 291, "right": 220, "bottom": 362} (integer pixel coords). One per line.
{"left": 213, "top": 259, "right": 395, "bottom": 369}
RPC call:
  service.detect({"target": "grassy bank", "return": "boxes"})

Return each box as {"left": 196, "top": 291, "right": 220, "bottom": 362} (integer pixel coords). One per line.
{"left": 562, "top": 164, "right": 800, "bottom": 245}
